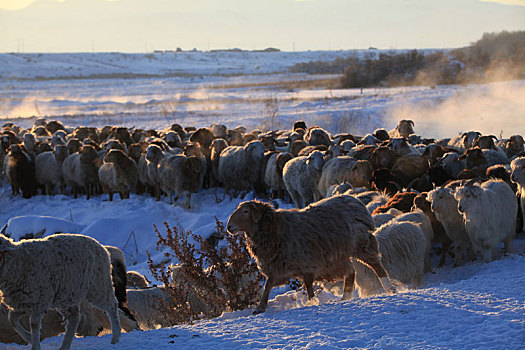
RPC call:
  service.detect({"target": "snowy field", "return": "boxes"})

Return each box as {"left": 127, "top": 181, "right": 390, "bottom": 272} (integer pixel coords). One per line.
{"left": 1, "top": 52, "right": 525, "bottom": 349}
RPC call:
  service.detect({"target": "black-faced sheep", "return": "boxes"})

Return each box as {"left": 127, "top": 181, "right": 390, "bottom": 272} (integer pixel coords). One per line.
{"left": 98, "top": 149, "right": 138, "bottom": 201}
{"left": 283, "top": 150, "right": 325, "bottom": 208}
{"left": 158, "top": 154, "right": 203, "bottom": 208}
{"left": 455, "top": 180, "right": 517, "bottom": 262}
{"left": 227, "top": 195, "right": 395, "bottom": 313}
{"left": 0, "top": 234, "right": 122, "bottom": 349}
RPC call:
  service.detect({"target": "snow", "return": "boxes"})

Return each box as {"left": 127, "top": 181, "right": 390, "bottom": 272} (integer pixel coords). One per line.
{"left": 1, "top": 52, "right": 525, "bottom": 349}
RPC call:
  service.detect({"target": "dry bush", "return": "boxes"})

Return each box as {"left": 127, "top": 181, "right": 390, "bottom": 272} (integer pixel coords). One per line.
{"left": 147, "top": 218, "right": 262, "bottom": 324}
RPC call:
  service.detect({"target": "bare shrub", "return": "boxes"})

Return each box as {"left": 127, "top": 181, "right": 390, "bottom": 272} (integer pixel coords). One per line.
{"left": 147, "top": 218, "right": 262, "bottom": 324}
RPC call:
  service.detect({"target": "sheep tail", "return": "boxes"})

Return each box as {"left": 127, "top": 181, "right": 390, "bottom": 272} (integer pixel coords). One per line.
{"left": 110, "top": 259, "right": 138, "bottom": 324}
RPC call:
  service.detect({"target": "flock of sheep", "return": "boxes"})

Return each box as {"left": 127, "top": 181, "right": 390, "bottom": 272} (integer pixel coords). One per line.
{"left": 1, "top": 117, "right": 525, "bottom": 348}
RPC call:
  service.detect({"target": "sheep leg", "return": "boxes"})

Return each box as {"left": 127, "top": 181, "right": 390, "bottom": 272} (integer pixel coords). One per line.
{"left": 30, "top": 309, "right": 45, "bottom": 350}
{"left": 356, "top": 253, "right": 396, "bottom": 294}
{"left": 109, "top": 191, "right": 113, "bottom": 201}
{"left": 303, "top": 273, "right": 315, "bottom": 300}
{"left": 8, "top": 309, "right": 32, "bottom": 344}
{"left": 342, "top": 270, "right": 355, "bottom": 300}
{"left": 453, "top": 244, "right": 463, "bottom": 267}
{"left": 59, "top": 305, "right": 80, "bottom": 350}
{"left": 254, "top": 276, "right": 275, "bottom": 314}
{"left": 503, "top": 235, "right": 513, "bottom": 255}
{"left": 185, "top": 192, "right": 192, "bottom": 209}
{"left": 439, "top": 241, "right": 450, "bottom": 267}
{"left": 105, "top": 303, "right": 121, "bottom": 344}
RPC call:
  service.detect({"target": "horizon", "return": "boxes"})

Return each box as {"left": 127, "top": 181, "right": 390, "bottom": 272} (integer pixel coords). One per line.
{"left": 1, "top": 0, "right": 525, "bottom": 53}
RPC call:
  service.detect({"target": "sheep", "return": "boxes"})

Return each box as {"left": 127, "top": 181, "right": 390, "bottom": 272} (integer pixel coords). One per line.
{"left": 325, "top": 182, "right": 353, "bottom": 198}
{"left": 392, "top": 210, "right": 434, "bottom": 272}
{"left": 158, "top": 154, "right": 203, "bottom": 208}
{"left": 144, "top": 144, "right": 166, "bottom": 200}
{"left": 357, "top": 134, "right": 381, "bottom": 146}
{"left": 372, "top": 208, "right": 401, "bottom": 227}
{"left": 305, "top": 127, "right": 332, "bottom": 147}
{"left": 127, "top": 271, "right": 149, "bottom": 289}
{"left": 455, "top": 180, "right": 517, "bottom": 262}
{"left": 318, "top": 156, "right": 372, "bottom": 197}
{"left": 288, "top": 139, "right": 308, "bottom": 156}
{"left": 372, "top": 192, "right": 418, "bottom": 215}
{"left": 3, "top": 144, "right": 37, "bottom": 198}
{"left": 264, "top": 152, "right": 294, "bottom": 200}
{"left": 353, "top": 221, "right": 427, "bottom": 298}
{"left": 373, "top": 128, "right": 390, "bottom": 141}
{"left": 210, "top": 138, "right": 228, "bottom": 187}
{"left": 210, "top": 123, "right": 228, "bottom": 139}
{"left": 23, "top": 133, "right": 36, "bottom": 156}
{"left": 447, "top": 131, "right": 481, "bottom": 151}
{"left": 0, "top": 234, "right": 122, "bottom": 349}
{"left": 62, "top": 145, "right": 100, "bottom": 199}
{"left": 98, "top": 149, "right": 138, "bottom": 201}
{"left": 504, "top": 135, "right": 524, "bottom": 159}
{"left": 412, "top": 193, "right": 452, "bottom": 267}
{"left": 369, "top": 168, "right": 401, "bottom": 196}
{"left": 473, "top": 135, "right": 499, "bottom": 150}
{"left": 389, "top": 119, "right": 415, "bottom": 138}
{"left": 227, "top": 195, "right": 396, "bottom": 313}
{"left": 511, "top": 157, "right": 525, "bottom": 232}
{"left": 427, "top": 186, "right": 474, "bottom": 266}
{"left": 370, "top": 146, "right": 398, "bottom": 169}
{"left": 218, "top": 141, "right": 265, "bottom": 197}
{"left": 44, "top": 120, "right": 65, "bottom": 135}
{"left": 35, "top": 145, "right": 69, "bottom": 195}
{"left": 283, "top": 150, "right": 325, "bottom": 208}
{"left": 435, "top": 151, "right": 465, "bottom": 179}
{"left": 387, "top": 137, "right": 419, "bottom": 156}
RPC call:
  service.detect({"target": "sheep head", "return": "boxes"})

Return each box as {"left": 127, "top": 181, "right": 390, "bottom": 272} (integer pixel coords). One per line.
{"left": 145, "top": 144, "right": 164, "bottom": 163}
{"left": 427, "top": 187, "right": 455, "bottom": 214}
{"left": 306, "top": 150, "right": 324, "bottom": 171}
{"left": 396, "top": 119, "right": 415, "bottom": 138}
{"left": 79, "top": 145, "right": 98, "bottom": 164}
{"left": 227, "top": 200, "right": 279, "bottom": 238}
{"left": 510, "top": 157, "right": 525, "bottom": 185}
{"left": 227, "top": 201, "right": 265, "bottom": 235}
{"left": 454, "top": 180, "right": 482, "bottom": 213}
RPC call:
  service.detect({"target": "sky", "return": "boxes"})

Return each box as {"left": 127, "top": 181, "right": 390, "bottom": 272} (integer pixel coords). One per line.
{"left": 0, "top": 0, "right": 524, "bottom": 52}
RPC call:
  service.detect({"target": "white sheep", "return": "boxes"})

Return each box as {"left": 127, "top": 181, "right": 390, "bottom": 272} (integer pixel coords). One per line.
{"left": 388, "top": 119, "right": 415, "bottom": 139}
{"left": 157, "top": 154, "right": 203, "bottom": 207}
{"left": 283, "top": 150, "right": 325, "bottom": 208}
{"left": 317, "top": 156, "right": 372, "bottom": 197}
{"left": 218, "top": 141, "right": 265, "bottom": 196}
{"left": 353, "top": 221, "right": 427, "bottom": 298}
{"left": 0, "top": 233, "right": 121, "bottom": 350}
{"left": 455, "top": 180, "right": 517, "bottom": 262}
{"left": 510, "top": 156, "right": 525, "bottom": 232}
{"left": 62, "top": 145, "right": 100, "bottom": 199}
{"left": 427, "top": 186, "right": 474, "bottom": 266}
{"left": 35, "top": 145, "right": 69, "bottom": 195}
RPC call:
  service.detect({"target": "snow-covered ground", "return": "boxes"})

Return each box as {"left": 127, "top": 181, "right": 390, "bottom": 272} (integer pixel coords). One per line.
{"left": 1, "top": 52, "right": 525, "bottom": 349}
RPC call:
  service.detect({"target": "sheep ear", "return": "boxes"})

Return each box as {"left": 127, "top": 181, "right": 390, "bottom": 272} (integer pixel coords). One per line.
{"left": 250, "top": 205, "right": 263, "bottom": 223}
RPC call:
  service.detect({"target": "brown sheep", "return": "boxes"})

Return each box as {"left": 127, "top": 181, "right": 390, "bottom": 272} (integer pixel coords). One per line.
{"left": 372, "top": 191, "right": 418, "bottom": 215}
{"left": 126, "top": 271, "right": 149, "bottom": 289}
{"left": 227, "top": 195, "right": 396, "bottom": 313}
{"left": 45, "top": 120, "right": 65, "bottom": 135}
{"left": 504, "top": 135, "right": 524, "bottom": 158}
{"left": 3, "top": 144, "right": 37, "bottom": 198}
{"left": 305, "top": 127, "right": 332, "bottom": 147}
{"left": 98, "top": 149, "right": 138, "bottom": 201}
{"left": 289, "top": 139, "right": 308, "bottom": 156}
{"left": 370, "top": 146, "right": 398, "bottom": 169}
{"left": 389, "top": 119, "right": 414, "bottom": 138}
